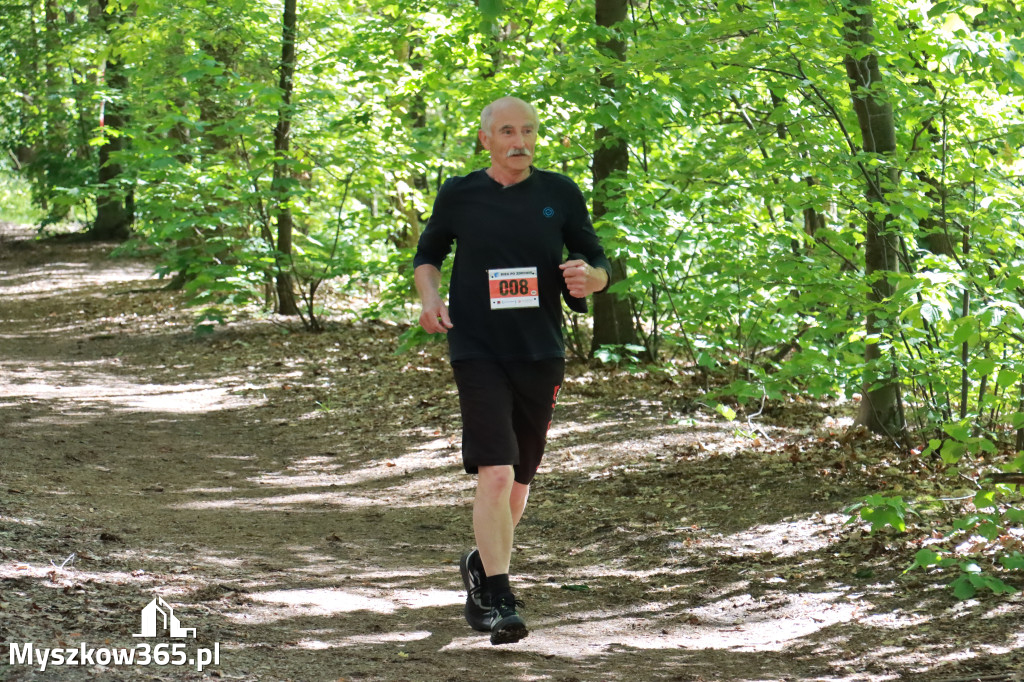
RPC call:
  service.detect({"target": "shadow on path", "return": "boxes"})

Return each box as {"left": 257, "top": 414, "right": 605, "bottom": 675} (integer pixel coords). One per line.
{"left": 2, "top": 225, "right": 1022, "bottom": 682}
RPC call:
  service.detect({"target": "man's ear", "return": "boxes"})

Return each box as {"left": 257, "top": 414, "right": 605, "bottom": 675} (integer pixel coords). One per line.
{"left": 478, "top": 130, "right": 490, "bottom": 150}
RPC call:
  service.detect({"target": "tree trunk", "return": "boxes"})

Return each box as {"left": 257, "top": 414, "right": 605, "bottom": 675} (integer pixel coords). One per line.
{"left": 272, "top": 0, "right": 300, "bottom": 316}
{"left": 590, "top": 0, "right": 640, "bottom": 356}
{"left": 91, "top": 0, "right": 132, "bottom": 241}
{"left": 843, "top": 0, "right": 904, "bottom": 437}
{"left": 387, "top": 36, "right": 428, "bottom": 250}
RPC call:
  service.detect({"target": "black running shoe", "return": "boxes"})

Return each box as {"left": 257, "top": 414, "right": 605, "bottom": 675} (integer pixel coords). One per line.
{"left": 459, "top": 549, "right": 491, "bottom": 632}
{"left": 489, "top": 592, "right": 528, "bottom": 645}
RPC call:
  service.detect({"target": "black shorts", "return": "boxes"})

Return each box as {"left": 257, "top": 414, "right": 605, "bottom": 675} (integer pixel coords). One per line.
{"left": 451, "top": 358, "right": 565, "bottom": 485}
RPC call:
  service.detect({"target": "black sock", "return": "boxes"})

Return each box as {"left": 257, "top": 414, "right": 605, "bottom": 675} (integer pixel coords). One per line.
{"left": 485, "top": 573, "right": 511, "bottom": 600}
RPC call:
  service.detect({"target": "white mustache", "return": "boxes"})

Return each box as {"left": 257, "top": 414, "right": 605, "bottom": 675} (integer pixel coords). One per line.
{"left": 506, "top": 148, "right": 532, "bottom": 158}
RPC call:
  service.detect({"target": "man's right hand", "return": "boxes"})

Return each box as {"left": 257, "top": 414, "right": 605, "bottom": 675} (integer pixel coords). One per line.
{"left": 414, "top": 264, "right": 453, "bottom": 333}
{"left": 419, "top": 300, "right": 453, "bottom": 334}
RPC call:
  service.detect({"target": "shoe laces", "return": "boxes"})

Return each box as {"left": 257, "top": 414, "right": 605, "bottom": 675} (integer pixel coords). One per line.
{"left": 492, "top": 594, "right": 525, "bottom": 617}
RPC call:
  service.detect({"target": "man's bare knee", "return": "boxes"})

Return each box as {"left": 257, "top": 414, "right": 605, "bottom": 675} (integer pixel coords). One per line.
{"left": 477, "top": 465, "right": 515, "bottom": 497}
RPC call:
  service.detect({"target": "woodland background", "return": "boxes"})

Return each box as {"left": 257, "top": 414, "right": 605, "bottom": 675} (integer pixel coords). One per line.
{"left": 1, "top": 0, "right": 1024, "bottom": 601}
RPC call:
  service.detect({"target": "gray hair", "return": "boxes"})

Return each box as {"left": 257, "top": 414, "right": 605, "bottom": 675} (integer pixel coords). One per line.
{"left": 480, "top": 97, "right": 539, "bottom": 135}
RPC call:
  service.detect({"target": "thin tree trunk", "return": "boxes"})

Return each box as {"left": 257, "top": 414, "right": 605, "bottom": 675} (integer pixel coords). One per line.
{"left": 34, "top": 0, "right": 65, "bottom": 220}
{"left": 272, "top": 0, "right": 300, "bottom": 315}
{"left": 591, "top": 0, "right": 640, "bottom": 357}
{"left": 843, "top": 0, "right": 904, "bottom": 437}
{"left": 388, "top": 36, "right": 428, "bottom": 250}
{"left": 91, "top": 0, "right": 132, "bottom": 241}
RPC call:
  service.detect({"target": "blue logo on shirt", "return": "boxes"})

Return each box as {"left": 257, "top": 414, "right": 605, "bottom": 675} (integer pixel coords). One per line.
{"left": 543, "top": 207, "right": 555, "bottom": 218}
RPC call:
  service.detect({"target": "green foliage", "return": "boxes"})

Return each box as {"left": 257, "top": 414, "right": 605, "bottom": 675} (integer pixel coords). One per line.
{"left": 908, "top": 549, "right": 1018, "bottom": 600}
{"left": 714, "top": 403, "right": 738, "bottom": 422}
{"left": 845, "top": 494, "right": 921, "bottom": 534}
{"left": 593, "top": 343, "right": 647, "bottom": 370}
{"left": 851, "top": 444, "right": 1024, "bottom": 598}
{"left": 888, "top": 464, "right": 1024, "bottom": 599}
{"left": 0, "top": 169, "right": 44, "bottom": 225}
{"left": 5, "top": 0, "right": 1018, "bottom": 394}
{"left": 0, "top": 0, "right": 136, "bottom": 226}
{"left": 3, "top": 0, "right": 1024, "bottom": 598}
{"left": 395, "top": 324, "right": 446, "bottom": 355}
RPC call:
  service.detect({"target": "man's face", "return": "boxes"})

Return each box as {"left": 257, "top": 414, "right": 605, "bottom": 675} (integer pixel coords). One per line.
{"left": 479, "top": 102, "right": 538, "bottom": 177}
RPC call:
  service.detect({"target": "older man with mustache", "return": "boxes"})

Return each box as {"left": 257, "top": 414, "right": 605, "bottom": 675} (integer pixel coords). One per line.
{"left": 413, "top": 96, "right": 611, "bottom": 645}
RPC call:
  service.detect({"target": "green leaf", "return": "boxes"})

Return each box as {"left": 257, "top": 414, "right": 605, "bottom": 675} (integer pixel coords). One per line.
{"left": 1000, "top": 552, "right": 1024, "bottom": 571}
{"left": 982, "top": 576, "right": 1016, "bottom": 595}
{"left": 715, "top": 403, "right": 737, "bottom": 421}
{"left": 920, "top": 302, "right": 942, "bottom": 324}
{"left": 861, "top": 505, "right": 906, "bottom": 533}
{"left": 972, "top": 358, "right": 997, "bottom": 376}
{"left": 975, "top": 437, "right": 998, "bottom": 454}
{"left": 479, "top": 0, "right": 503, "bottom": 19}
{"left": 1004, "top": 507, "right": 1024, "bottom": 524}
{"left": 908, "top": 547, "right": 942, "bottom": 571}
{"left": 951, "top": 575, "right": 976, "bottom": 600}
{"left": 974, "top": 491, "right": 1000, "bottom": 515}
{"left": 940, "top": 439, "right": 966, "bottom": 464}
{"left": 952, "top": 318, "right": 978, "bottom": 345}
{"left": 942, "top": 422, "right": 971, "bottom": 442}
{"left": 997, "top": 369, "right": 1021, "bottom": 389}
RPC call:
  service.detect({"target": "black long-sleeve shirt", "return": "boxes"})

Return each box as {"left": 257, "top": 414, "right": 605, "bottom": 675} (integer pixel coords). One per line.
{"left": 413, "top": 167, "right": 611, "bottom": 361}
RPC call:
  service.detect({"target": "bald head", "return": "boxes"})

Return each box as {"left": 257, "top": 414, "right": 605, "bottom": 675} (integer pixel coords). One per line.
{"left": 478, "top": 96, "right": 539, "bottom": 185}
{"left": 480, "top": 97, "right": 539, "bottom": 137}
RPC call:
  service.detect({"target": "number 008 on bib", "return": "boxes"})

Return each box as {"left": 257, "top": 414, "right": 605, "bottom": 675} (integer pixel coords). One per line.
{"left": 488, "top": 267, "right": 540, "bottom": 310}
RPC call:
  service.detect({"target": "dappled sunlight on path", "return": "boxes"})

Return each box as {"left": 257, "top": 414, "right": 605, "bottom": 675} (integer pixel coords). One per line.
{"left": 0, "top": 367, "right": 259, "bottom": 414}
{"left": 2, "top": 224, "right": 1023, "bottom": 681}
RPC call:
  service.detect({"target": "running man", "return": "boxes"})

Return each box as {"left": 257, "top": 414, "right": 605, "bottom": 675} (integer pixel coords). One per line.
{"left": 413, "top": 96, "right": 611, "bottom": 645}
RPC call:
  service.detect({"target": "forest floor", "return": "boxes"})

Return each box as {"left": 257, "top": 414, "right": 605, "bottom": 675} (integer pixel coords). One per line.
{"left": 1, "top": 221, "right": 1022, "bottom": 682}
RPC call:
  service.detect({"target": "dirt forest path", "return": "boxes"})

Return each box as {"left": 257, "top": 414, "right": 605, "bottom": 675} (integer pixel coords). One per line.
{"left": 1, "top": 222, "right": 1022, "bottom": 682}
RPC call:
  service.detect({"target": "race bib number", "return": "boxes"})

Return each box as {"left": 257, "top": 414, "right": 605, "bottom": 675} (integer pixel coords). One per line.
{"left": 488, "top": 267, "right": 539, "bottom": 310}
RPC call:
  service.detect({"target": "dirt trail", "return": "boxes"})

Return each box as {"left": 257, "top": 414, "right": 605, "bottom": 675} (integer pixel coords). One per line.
{"left": 1, "top": 222, "right": 1021, "bottom": 681}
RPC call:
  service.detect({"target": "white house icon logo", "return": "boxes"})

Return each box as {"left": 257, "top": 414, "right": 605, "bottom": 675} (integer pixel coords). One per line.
{"left": 133, "top": 597, "right": 196, "bottom": 639}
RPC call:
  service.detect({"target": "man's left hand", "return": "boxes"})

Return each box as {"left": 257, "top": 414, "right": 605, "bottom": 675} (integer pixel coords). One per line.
{"left": 559, "top": 259, "right": 609, "bottom": 299}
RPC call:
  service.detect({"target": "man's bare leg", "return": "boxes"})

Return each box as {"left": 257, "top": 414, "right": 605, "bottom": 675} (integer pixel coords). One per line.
{"left": 473, "top": 464, "right": 529, "bottom": 644}
{"left": 510, "top": 481, "right": 530, "bottom": 528}
{"left": 474, "top": 465, "right": 515, "bottom": 576}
